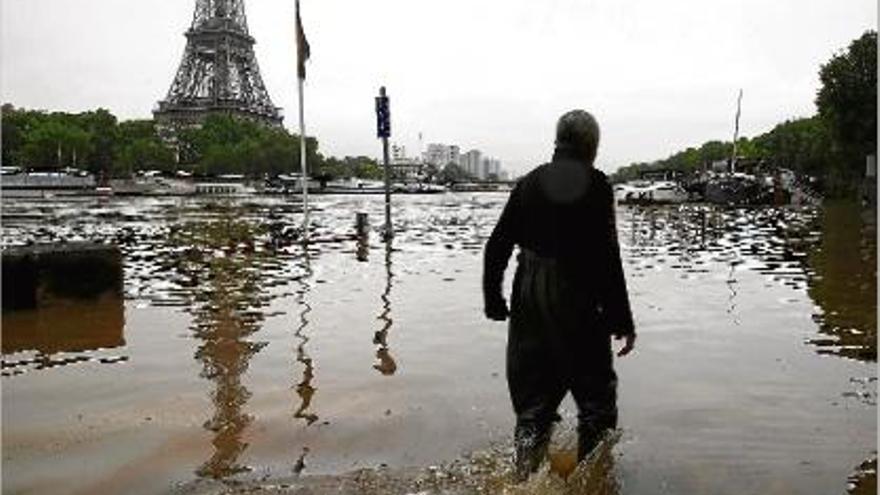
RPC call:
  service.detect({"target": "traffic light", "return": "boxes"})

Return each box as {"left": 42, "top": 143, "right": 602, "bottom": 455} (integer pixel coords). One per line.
{"left": 375, "top": 88, "right": 391, "bottom": 138}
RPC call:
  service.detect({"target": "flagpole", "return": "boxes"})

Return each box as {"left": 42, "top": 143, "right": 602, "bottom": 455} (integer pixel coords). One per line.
{"left": 298, "top": 74, "right": 309, "bottom": 238}
{"left": 296, "top": 0, "right": 309, "bottom": 239}
{"left": 730, "top": 88, "right": 743, "bottom": 174}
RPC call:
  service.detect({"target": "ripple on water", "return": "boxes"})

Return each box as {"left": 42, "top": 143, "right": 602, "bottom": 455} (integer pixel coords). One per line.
{"left": 1, "top": 195, "right": 875, "bottom": 494}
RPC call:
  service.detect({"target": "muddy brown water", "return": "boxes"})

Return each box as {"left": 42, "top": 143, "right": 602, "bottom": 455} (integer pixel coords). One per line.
{"left": 1, "top": 194, "right": 875, "bottom": 494}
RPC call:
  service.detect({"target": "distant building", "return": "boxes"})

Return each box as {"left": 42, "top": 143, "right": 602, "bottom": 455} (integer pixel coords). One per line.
{"left": 448, "top": 145, "right": 460, "bottom": 168}
{"left": 391, "top": 144, "right": 408, "bottom": 165}
{"left": 490, "top": 158, "right": 502, "bottom": 179}
{"left": 461, "top": 149, "right": 482, "bottom": 178}
{"left": 389, "top": 143, "right": 422, "bottom": 179}
{"left": 423, "top": 143, "right": 462, "bottom": 168}
{"left": 423, "top": 143, "right": 447, "bottom": 167}
{"left": 391, "top": 162, "right": 422, "bottom": 180}
{"left": 480, "top": 157, "right": 501, "bottom": 180}
{"left": 421, "top": 144, "right": 504, "bottom": 181}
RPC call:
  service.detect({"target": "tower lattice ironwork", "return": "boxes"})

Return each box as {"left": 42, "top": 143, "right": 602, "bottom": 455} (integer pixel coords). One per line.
{"left": 154, "top": 0, "right": 283, "bottom": 129}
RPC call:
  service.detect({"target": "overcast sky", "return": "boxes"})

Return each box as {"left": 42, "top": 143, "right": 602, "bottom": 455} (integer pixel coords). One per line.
{"left": 2, "top": 0, "right": 876, "bottom": 174}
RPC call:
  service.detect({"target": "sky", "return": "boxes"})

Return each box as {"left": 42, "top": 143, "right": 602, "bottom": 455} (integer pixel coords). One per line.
{"left": 1, "top": 0, "right": 876, "bottom": 175}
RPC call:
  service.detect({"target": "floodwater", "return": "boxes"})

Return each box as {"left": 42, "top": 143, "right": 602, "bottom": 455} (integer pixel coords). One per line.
{"left": 1, "top": 194, "right": 876, "bottom": 495}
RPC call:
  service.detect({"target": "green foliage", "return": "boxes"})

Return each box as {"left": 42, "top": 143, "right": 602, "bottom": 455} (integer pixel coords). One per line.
{"left": 1, "top": 106, "right": 91, "bottom": 170}
{"left": 177, "top": 115, "right": 321, "bottom": 176}
{"left": 320, "top": 155, "right": 383, "bottom": 180}
{"left": 612, "top": 139, "right": 734, "bottom": 182}
{"left": 816, "top": 30, "right": 877, "bottom": 179}
{"left": 115, "top": 119, "right": 176, "bottom": 174}
{"left": 1, "top": 105, "right": 168, "bottom": 175}
{"left": 2, "top": 104, "right": 31, "bottom": 167}
{"left": 612, "top": 29, "right": 877, "bottom": 198}
{"left": 118, "top": 138, "right": 176, "bottom": 174}
{"left": 751, "top": 117, "right": 832, "bottom": 177}
{"left": 1, "top": 107, "right": 347, "bottom": 178}
{"left": 118, "top": 119, "right": 158, "bottom": 142}
{"left": 437, "top": 162, "right": 473, "bottom": 184}
{"left": 78, "top": 109, "right": 118, "bottom": 172}
{"left": 21, "top": 118, "right": 94, "bottom": 171}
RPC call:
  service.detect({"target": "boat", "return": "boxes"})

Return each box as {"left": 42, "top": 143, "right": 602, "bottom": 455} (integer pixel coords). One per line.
{"left": 321, "top": 178, "right": 387, "bottom": 194}
{"left": 702, "top": 172, "right": 769, "bottom": 205}
{"left": 615, "top": 180, "right": 689, "bottom": 205}
{"left": 1, "top": 170, "right": 97, "bottom": 195}
{"left": 393, "top": 182, "right": 447, "bottom": 194}
{"left": 193, "top": 178, "right": 257, "bottom": 195}
{"left": 264, "top": 173, "right": 323, "bottom": 194}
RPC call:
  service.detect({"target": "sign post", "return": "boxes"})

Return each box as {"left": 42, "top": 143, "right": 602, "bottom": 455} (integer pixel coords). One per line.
{"left": 376, "top": 86, "right": 392, "bottom": 240}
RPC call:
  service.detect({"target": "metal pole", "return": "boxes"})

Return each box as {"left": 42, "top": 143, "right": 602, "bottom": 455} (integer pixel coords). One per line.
{"left": 298, "top": 71, "right": 310, "bottom": 238}
{"left": 383, "top": 133, "right": 392, "bottom": 239}
{"left": 730, "top": 88, "right": 743, "bottom": 174}
{"left": 378, "top": 86, "right": 392, "bottom": 240}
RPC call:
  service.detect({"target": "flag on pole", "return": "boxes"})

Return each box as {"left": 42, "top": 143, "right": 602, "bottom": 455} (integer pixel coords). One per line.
{"left": 295, "top": 0, "right": 311, "bottom": 236}
{"left": 296, "top": 0, "right": 310, "bottom": 80}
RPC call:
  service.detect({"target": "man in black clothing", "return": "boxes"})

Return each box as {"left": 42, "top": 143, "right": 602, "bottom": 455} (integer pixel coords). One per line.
{"left": 482, "top": 110, "right": 636, "bottom": 480}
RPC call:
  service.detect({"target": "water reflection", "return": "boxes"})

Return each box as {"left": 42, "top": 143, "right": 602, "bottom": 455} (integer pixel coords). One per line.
{"left": 805, "top": 202, "right": 877, "bottom": 361}
{"left": 2, "top": 196, "right": 874, "bottom": 494}
{"left": 847, "top": 453, "right": 878, "bottom": 495}
{"left": 373, "top": 240, "right": 397, "bottom": 376}
{"left": 169, "top": 212, "right": 270, "bottom": 480}
{"left": 1, "top": 295, "right": 127, "bottom": 376}
{"left": 620, "top": 203, "right": 876, "bottom": 361}
{"left": 292, "top": 248, "right": 318, "bottom": 426}
{"left": 623, "top": 205, "right": 817, "bottom": 288}
{"left": 726, "top": 260, "right": 741, "bottom": 326}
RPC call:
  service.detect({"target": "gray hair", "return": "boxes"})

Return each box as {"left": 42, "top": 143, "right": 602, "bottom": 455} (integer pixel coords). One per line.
{"left": 555, "top": 110, "right": 600, "bottom": 163}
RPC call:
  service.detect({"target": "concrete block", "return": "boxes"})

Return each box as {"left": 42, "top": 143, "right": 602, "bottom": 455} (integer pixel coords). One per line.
{"left": 2, "top": 242, "right": 123, "bottom": 311}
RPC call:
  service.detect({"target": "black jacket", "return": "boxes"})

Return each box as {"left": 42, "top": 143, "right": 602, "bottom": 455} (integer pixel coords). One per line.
{"left": 482, "top": 148, "right": 635, "bottom": 337}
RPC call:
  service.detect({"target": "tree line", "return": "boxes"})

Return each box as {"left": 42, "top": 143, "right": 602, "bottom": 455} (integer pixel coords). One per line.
{"left": 611, "top": 30, "right": 876, "bottom": 197}
{"left": 0, "top": 105, "right": 385, "bottom": 180}
{"left": 0, "top": 104, "right": 487, "bottom": 184}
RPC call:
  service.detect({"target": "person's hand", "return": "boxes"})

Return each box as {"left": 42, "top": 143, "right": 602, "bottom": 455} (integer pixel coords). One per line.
{"left": 485, "top": 299, "right": 509, "bottom": 321}
{"left": 615, "top": 333, "right": 636, "bottom": 357}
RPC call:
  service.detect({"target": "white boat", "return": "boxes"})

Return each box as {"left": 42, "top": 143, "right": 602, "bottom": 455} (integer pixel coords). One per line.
{"left": 2, "top": 171, "right": 96, "bottom": 191}
{"left": 615, "top": 180, "right": 689, "bottom": 204}
{"left": 272, "top": 173, "right": 323, "bottom": 194}
{"left": 321, "top": 178, "right": 386, "bottom": 194}
{"left": 394, "top": 182, "right": 447, "bottom": 194}
{"left": 193, "top": 181, "right": 256, "bottom": 195}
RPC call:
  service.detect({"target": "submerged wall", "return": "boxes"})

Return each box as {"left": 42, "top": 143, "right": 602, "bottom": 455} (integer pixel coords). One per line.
{"left": 2, "top": 242, "right": 123, "bottom": 311}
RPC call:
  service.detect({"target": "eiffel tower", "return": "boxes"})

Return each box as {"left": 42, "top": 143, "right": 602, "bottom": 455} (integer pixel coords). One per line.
{"left": 154, "top": 0, "right": 283, "bottom": 130}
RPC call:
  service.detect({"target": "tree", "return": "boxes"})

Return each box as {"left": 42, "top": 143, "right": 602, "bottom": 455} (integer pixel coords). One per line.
{"left": 114, "top": 119, "right": 176, "bottom": 176}
{"left": 438, "top": 162, "right": 473, "bottom": 184}
{"left": 2, "top": 104, "right": 27, "bottom": 167}
{"left": 751, "top": 117, "right": 832, "bottom": 177}
{"left": 176, "top": 115, "right": 322, "bottom": 176}
{"left": 20, "top": 118, "right": 93, "bottom": 170}
{"left": 2, "top": 104, "right": 387, "bottom": 181}
{"left": 118, "top": 139, "right": 176, "bottom": 174}
{"left": 78, "top": 109, "right": 118, "bottom": 173}
{"left": 421, "top": 163, "right": 440, "bottom": 183}
{"left": 816, "top": 30, "right": 877, "bottom": 172}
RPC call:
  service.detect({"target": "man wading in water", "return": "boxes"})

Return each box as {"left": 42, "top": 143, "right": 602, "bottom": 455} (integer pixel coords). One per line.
{"left": 483, "top": 110, "right": 636, "bottom": 481}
